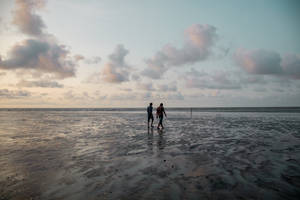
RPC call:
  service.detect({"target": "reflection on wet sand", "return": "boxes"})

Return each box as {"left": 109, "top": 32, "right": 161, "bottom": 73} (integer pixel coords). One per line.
{"left": 0, "top": 110, "right": 300, "bottom": 199}
{"left": 157, "top": 129, "right": 166, "bottom": 150}
{"left": 147, "top": 128, "right": 166, "bottom": 151}
{"left": 147, "top": 127, "right": 153, "bottom": 152}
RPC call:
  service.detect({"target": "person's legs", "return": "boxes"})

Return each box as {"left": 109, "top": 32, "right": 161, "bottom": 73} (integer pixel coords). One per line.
{"left": 157, "top": 117, "right": 161, "bottom": 129}
{"left": 148, "top": 115, "right": 150, "bottom": 128}
{"left": 151, "top": 115, "right": 154, "bottom": 127}
{"left": 158, "top": 116, "right": 163, "bottom": 129}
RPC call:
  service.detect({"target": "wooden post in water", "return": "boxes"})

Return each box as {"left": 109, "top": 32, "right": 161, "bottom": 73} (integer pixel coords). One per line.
{"left": 190, "top": 107, "right": 192, "bottom": 118}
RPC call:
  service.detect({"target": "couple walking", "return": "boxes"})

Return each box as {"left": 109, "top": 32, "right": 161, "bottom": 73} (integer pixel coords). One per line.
{"left": 147, "top": 103, "right": 167, "bottom": 129}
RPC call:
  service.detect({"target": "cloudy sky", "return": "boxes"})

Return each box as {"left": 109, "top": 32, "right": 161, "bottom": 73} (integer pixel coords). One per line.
{"left": 0, "top": 0, "right": 300, "bottom": 108}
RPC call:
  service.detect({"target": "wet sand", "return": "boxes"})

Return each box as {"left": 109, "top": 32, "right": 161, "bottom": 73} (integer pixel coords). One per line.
{"left": 0, "top": 110, "right": 300, "bottom": 199}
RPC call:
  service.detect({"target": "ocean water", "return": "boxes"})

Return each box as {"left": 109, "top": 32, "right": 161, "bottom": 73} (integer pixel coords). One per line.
{"left": 0, "top": 108, "right": 300, "bottom": 199}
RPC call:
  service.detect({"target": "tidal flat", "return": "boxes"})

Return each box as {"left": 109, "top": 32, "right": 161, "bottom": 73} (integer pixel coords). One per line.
{"left": 0, "top": 109, "right": 300, "bottom": 199}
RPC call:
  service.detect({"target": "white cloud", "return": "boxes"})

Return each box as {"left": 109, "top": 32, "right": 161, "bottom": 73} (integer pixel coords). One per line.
{"left": 0, "top": 72, "right": 6, "bottom": 77}
{"left": 234, "top": 49, "right": 300, "bottom": 79}
{"left": 157, "top": 83, "right": 177, "bottom": 92}
{"left": 12, "top": 0, "right": 46, "bottom": 37}
{"left": 63, "top": 90, "right": 94, "bottom": 101}
{"left": 0, "top": 39, "right": 76, "bottom": 78}
{"left": 136, "top": 82, "right": 154, "bottom": 91}
{"left": 109, "top": 93, "right": 137, "bottom": 101}
{"left": 100, "top": 44, "right": 131, "bottom": 83}
{"left": 101, "top": 63, "right": 129, "bottom": 83}
{"left": 184, "top": 69, "right": 241, "bottom": 90}
{"left": 167, "top": 92, "right": 184, "bottom": 100}
{"left": 74, "top": 55, "right": 101, "bottom": 64}
{"left": 281, "top": 54, "right": 300, "bottom": 79}
{"left": 142, "top": 24, "right": 217, "bottom": 79}
{"left": 131, "top": 74, "right": 141, "bottom": 81}
{"left": 85, "top": 56, "right": 101, "bottom": 65}
{"left": 0, "top": 0, "right": 79, "bottom": 79}
{"left": 234, "top": 49, "right": 282, "bottom": 75}
{"left": 74, "top": 54, "right": 85, "bottom": 61}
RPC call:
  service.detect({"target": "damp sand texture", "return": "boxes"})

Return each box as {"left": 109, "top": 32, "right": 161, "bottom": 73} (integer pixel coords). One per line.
{"left": 0, "top": 109, "right": 300, "bottom": 200}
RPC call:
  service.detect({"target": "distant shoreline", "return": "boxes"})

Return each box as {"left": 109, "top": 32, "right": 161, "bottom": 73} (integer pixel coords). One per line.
{"left": 1, "top": 107, "right": 300, "bottom": 113}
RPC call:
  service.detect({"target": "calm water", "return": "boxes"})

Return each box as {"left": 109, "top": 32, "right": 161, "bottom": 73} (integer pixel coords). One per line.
{"left": 0, "top": 109, "right": 300, "bottom": 199}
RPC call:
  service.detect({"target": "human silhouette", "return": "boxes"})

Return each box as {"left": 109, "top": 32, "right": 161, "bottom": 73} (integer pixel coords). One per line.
{"left": 147, "top": 102, "right": 154, "bottom": 128}
{"left": 156, "top": 103, "right": 167, "bottom": 129}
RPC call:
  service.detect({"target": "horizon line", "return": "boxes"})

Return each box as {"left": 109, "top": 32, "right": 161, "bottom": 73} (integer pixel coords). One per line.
{"left": 1, "top": 106, "right": 300, "bottom": 109}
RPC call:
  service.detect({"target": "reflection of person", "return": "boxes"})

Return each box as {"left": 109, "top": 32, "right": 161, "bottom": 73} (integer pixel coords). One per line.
{"left": 147, "top": 128, "right": 153, "bottom": 151}
{"left": 147, "top": 103, "right": 154, "bottom": 128}
{"left": 156, "top": 103, "right": 167, "bottom": 129}
{"left": 157, "top": 129, "right": 166, "bottom": 150}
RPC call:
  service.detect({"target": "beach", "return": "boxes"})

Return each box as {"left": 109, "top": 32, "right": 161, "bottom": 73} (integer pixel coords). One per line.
{"left": 0, "top": 109, "right": 300, "bottom": 199}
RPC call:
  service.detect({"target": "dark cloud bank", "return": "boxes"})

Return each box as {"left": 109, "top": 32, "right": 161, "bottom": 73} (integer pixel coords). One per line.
{"left": 0, "top": 89, "right": 31, "bottom": 99}
{"left": 17, "top": 79, "right": 64, "bottom": 88}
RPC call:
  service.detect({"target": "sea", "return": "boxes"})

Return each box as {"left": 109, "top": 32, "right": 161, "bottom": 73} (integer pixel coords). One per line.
{"left": 0, "top": 107, "right": 300, "bottom": 199}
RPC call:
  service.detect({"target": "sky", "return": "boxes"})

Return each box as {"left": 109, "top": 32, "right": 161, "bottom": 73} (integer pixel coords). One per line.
{"left": 0, "top": 0, "right": 300, "bottom": 108}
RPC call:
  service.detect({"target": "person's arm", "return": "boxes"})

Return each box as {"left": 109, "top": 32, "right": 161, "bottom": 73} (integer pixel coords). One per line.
{"left": 163, "top": 108, "right": 167, "bottom": 117}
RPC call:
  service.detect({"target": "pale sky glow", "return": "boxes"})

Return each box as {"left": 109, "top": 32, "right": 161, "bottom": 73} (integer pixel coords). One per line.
{"left": 0, "top": 0, "right": 300, "bottom": 107}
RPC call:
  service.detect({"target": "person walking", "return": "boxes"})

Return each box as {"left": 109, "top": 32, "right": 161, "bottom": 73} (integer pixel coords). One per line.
{"left": 156, "top": 103, "right": 167, "bottom": 129}
{"left": 147, "top": 103, "right": 154, "bottom": 128}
